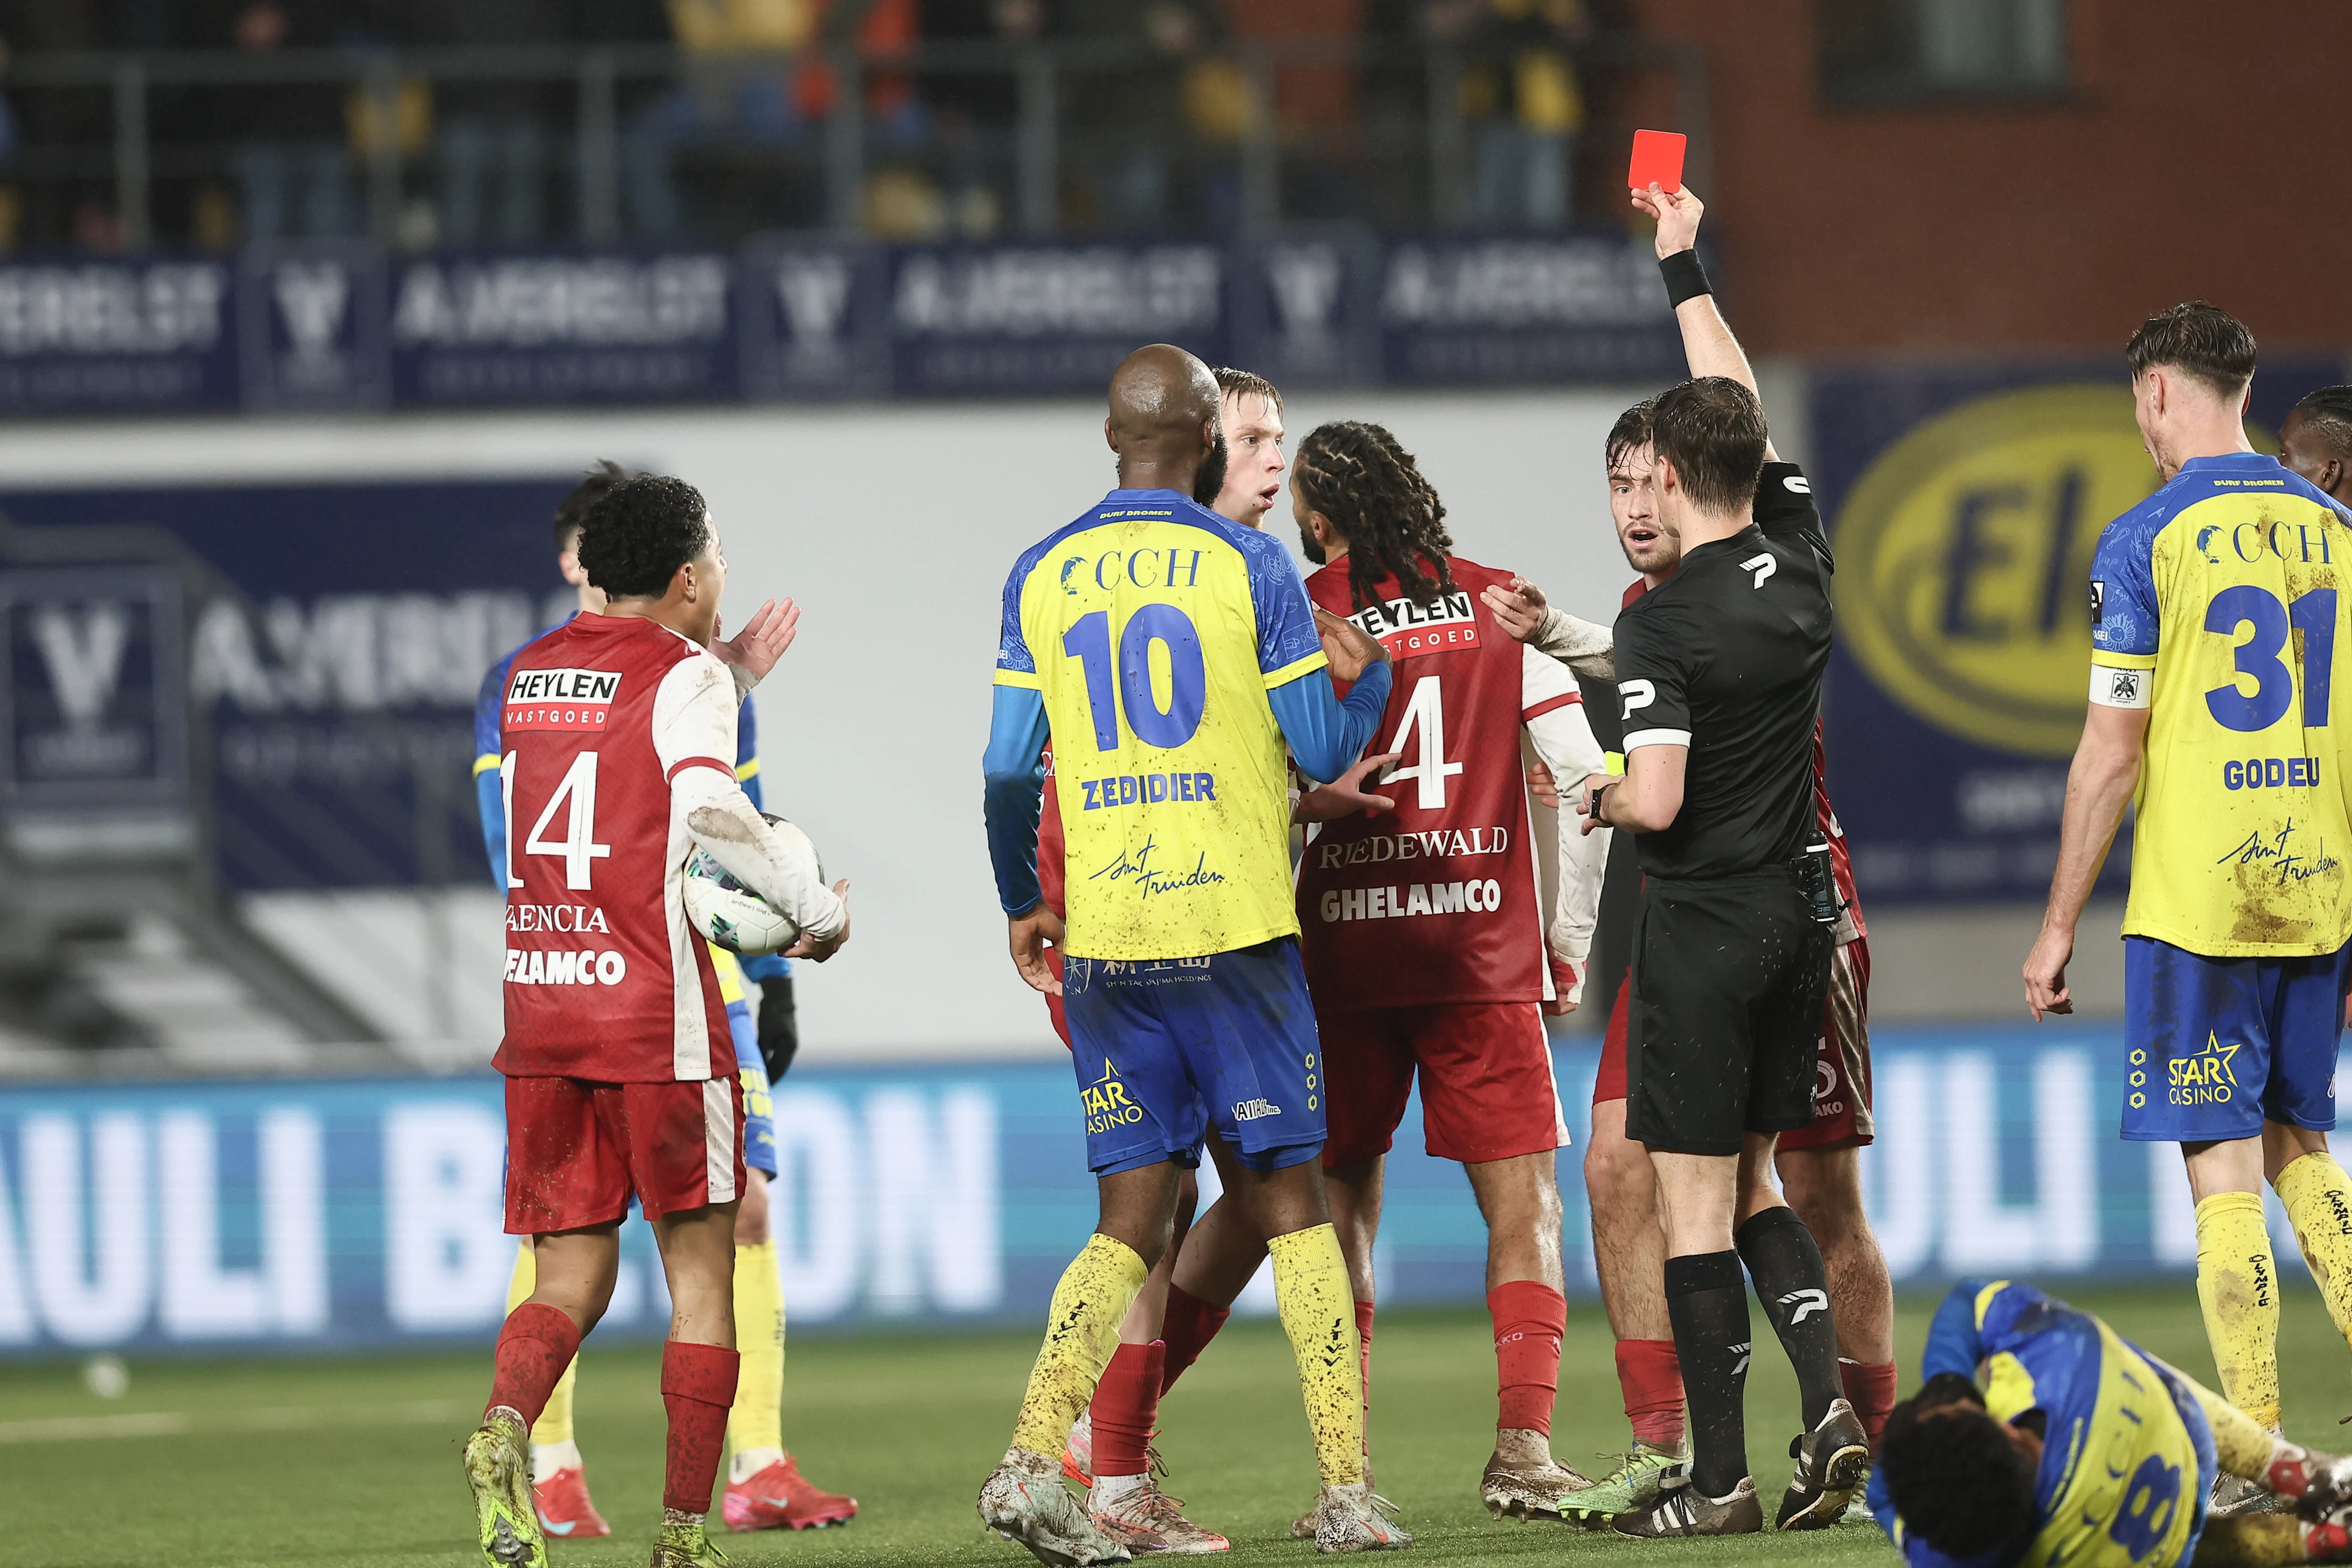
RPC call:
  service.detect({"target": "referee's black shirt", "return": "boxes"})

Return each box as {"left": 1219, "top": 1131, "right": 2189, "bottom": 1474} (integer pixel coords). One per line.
{"left": 1610, "top": 462, "right": 1833, "bottom": 881}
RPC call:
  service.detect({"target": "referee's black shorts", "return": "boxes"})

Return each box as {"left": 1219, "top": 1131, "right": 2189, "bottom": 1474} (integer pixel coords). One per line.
{"left": 1625, "top": 870, "right": 1833, "bottom": 1157}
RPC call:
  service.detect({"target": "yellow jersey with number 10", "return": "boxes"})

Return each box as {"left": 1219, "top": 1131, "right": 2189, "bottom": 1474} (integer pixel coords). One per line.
{"left": 994, "top": 488, "right": 1327, "bottom": 961}
{"left": 2090, "top": 453, "right": 2352, "bottom": 958}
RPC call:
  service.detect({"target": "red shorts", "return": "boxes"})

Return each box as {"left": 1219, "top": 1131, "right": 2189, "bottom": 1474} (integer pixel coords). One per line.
{"left": 503, "top": 1074, "right": 747, "bottom": 1235}
{"left": 1045, "top": 948, "right": 1071, "bottom": 1048}
{"left": 1321, "top": 1001, "right": 1567, "bottom": 1167}
{"left": 1596, "top": 937, "right": 1874, "bottom": 1151}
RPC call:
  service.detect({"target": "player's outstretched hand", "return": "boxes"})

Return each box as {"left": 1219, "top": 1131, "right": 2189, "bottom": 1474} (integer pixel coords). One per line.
{"left": 2023, "top": 924, "right": 2074, "bottom": 1020}
{"left": 711, "top": 597, "right": 800, "bottom": 685}
{"left": 1480, "top": 578, "right": 1547, "bottom": 643}
{"left": 1633, "top": 181, "right": 1703, "bottom": 260}
{"left": 1296, "top": 751, "right": 1400, "bottom": 823}
{"left": 785, "top": 879, "right": 851, "bottom": 962}
{"left": 1008, "top": 903, "right": 1065, "bottom": 996}
{"left": 1527, "top": 760, "right": 1561, "bottom": 810}
{"left": 1313, "top": 606, "right": 1389, "bottom": 683}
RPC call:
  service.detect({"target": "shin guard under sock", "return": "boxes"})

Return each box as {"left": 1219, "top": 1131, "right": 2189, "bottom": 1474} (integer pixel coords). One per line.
{"left": 661, "top": 1340, "right": 741, "bottom": 1515}
{"left": 1734, "top": 1205, "right": 1845, "bottom": 1430}
{"left": 488, "top": 1302, "right": 582, "bottom": 1431}
{"left": 1488, "top": 1280, "right": 1566, "bottom": 1436}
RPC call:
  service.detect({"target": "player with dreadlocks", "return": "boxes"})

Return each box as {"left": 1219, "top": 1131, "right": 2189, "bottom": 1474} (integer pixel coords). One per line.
{"left": 1283, "top": 417, "right": 1619, "bottom": 1518}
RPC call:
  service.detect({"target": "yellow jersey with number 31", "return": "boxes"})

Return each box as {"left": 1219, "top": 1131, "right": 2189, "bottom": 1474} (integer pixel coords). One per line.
{"left": 2089, "top": 453, "right": 2352, "bottom": 958}
{"left": 994, "top": 487, "right": 1327, "bottom": 960}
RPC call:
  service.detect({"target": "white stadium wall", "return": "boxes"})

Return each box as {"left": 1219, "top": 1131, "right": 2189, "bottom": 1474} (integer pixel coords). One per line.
{"left": 0, "top": 390, "right": 1651, "bottom": 1060}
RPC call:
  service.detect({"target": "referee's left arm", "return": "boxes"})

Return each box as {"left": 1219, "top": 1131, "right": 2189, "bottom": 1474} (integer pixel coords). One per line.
{"left": 1583, "top": 606, "right": 1692, "bottom": 834}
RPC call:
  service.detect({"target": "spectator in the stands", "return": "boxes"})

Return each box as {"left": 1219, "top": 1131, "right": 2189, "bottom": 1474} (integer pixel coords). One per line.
{"left": 1063, "top": 0, "right": 1224, "bottom": 231}
{"left": 416, "top": 0, "right": 561, "bottom": 244}
{"left": 919, "top": 0, "right": 1051, "bottom": 236}
{"left": 202, "top": 0, "right": 362, "bottom": 239}
{"left": 625, "top": 0, "right": 923, "bottom": 239}
{"left": 1433, "top": 0, "right": 1585, "bottom": 230}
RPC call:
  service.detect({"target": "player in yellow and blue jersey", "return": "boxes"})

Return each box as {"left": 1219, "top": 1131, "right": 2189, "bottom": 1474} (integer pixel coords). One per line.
{"left": 2027, "top": 304, "right": 2352, "bottom": 1500}
{"left": 978, "top": 345, "right": 1403, "bottom": 1562}
{"left": 470, "top": 464, "right": 854, "bottom": 1537}
{"left": 1871, "top": 1279, "right": 2352, "bottom": 1568}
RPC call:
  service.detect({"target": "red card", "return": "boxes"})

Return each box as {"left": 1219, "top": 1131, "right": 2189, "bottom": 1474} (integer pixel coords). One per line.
{"left": 1627, "top": 129, "right": 1686, "bottom": 192}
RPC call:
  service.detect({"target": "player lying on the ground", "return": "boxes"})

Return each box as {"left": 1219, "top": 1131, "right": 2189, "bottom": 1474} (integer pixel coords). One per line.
{"left": 1491, "top": 178, "right": 1899, "bottom": 1529}
{"left": 979, "top": 345, "right": 1404, "bottom": 1562}
{"left": 464, "top": 475, "right": 851, "bottom": 1568}
{"left": 1874, "top": 1278, "right": 2352, "bottom": 1568}
{"left": 469, "top": 461, "right": 854, "bottom": 1537}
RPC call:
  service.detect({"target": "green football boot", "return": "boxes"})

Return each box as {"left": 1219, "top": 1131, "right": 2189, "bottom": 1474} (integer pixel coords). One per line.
{"left": 461, "top": 1409, "right": 546, "bottom": 1568}
{"left": 1561, "top": 1443, "right": 1687, "bottom": 1528}
{"left": 649, "top": 1514, "right": 732, "bottom": 1568}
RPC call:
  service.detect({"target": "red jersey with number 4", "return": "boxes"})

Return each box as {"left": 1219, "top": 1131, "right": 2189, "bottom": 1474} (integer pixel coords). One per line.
{"left": 494, "top": 614, "right": 734, "bottom": 1082}
{"left": 1297, "top": 556, "right": 1582, "bottom": 1009}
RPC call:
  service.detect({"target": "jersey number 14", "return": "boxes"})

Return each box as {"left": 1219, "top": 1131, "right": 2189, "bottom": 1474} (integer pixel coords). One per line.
{"left": 502, "top": 750, "right": 614, "bottom": 890}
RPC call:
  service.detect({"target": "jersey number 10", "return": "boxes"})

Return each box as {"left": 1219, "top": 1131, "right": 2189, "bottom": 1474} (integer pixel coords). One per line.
{"left": 1064, "top": 606, "right": 1207, "bottom": 752}
{"left": 2206, "top": 585, "right": 2336, "bottom": 732}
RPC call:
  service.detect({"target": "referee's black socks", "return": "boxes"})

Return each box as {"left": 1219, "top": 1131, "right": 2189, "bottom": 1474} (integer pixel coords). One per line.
{"left": 1663, "top": 1250, "right": 1750, "bottom": 1496}
{"left": 1735, "top": 1205, "right": 1844, "bottom": 1430}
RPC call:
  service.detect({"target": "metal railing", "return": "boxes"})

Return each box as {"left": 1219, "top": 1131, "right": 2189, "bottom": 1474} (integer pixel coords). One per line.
{"left": 0, "top": 33, "right": 1710, "bottom": 249}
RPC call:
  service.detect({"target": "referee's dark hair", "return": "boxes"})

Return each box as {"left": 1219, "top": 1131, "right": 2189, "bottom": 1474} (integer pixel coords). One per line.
{"left": 554, "top": 459, "right": 628, "bottom": 549}
{"left": 1649, "top": 376, "right": 1768, "bottom": 515}
{"left": 1606, "top": 398, "right": 1656, "bottom": 472}
{"left": 1878, "top": 1374, "right": 2039, "bottom": 1558}
{"left": 575, "top": 474, "right": 712, "bottom": 600}
{"left": 2127, "top": 302, "right": 2257, "bottom": 398}
{"left": 2289, "top": 385, "right": 2352, "bottom": 461}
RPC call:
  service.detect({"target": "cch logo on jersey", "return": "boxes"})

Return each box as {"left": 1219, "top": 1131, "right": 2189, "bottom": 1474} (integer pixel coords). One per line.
{"left": 505, "top": 667, "right": 620, "bottom": 732}
{"left": 1346, "top": 589, "right": 1479, "bottom": 658}
{"left": 1834, "top": 385, "right": 2165, "bottom": 757}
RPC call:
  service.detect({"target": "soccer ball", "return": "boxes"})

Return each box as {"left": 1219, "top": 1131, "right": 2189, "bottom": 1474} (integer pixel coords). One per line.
{"left": 683, "top": 815, "right": 823, "bottom": 956}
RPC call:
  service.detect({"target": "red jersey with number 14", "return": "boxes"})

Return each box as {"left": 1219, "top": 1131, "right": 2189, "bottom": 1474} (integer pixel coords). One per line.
{"left": 1297, "top": 556, "right": 1582, "bottom": 1010}
{"left": 494, "top": 614, "right": 734, "bottom": 1083}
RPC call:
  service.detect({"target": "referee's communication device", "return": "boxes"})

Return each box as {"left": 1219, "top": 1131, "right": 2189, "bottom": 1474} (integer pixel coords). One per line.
{"left": 1793, "top": 840, "right": 1838, "bottom": 927}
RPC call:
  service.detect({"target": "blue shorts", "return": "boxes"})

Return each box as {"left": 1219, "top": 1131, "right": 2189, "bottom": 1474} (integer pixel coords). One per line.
{"left": 1061, "top": 936, "right": 1326, "bottom": 1177}
{"left": 2121, "top": 935, "right": 2350, "bottom": 1142}
{"left": 727, "top": 997, "right": 777, "bottom": 1177}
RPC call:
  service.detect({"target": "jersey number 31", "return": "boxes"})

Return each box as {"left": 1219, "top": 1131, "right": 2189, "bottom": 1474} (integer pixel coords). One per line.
{"left": 2206, "top": 585, "right": 2335, "bottom": 732}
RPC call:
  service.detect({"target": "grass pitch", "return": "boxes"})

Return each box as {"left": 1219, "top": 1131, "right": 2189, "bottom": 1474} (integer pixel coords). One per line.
{"left": 7, "top": 1286, "right": 2349, "bottom": 1568}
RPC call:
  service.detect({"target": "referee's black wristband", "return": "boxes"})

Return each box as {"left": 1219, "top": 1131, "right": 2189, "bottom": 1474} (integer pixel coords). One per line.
{"left": 1659, "top": 249, "right": 1711, "bottom": 308}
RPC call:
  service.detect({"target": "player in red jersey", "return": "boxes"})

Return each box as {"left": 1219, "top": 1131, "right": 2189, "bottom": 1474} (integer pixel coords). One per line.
{"left": 1281, "top": 420, "right": 1615, "bottom": 1520}
{"left": 1488, "top": 181, "right": 1896, "bottom": 1529}
{"left": 460, "top": 475, "right": 850, "bottom": 1568}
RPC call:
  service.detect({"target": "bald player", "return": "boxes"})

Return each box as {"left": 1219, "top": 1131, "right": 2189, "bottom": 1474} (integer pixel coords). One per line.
{"left": 979, "top": 345, "right": 1406, "bottom": 1561}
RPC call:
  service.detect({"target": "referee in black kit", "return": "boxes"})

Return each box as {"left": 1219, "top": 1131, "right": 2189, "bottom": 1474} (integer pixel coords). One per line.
{"left": 1569, "top": 377, "right": 1866, "bottom": 1537}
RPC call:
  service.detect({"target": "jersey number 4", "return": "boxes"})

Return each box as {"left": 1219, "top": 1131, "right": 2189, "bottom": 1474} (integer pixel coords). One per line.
{"left": 502, "top": 750, "right": 614, "bottom": 890}
{"left": 2206, "top": 584, "right": 2336, "bottom": 732}
{"left": 1063, "top": 606, "right": 1207, "bottom": 751}
{"left": 1379, "top": 675, "right": 1464, "bottom": 809}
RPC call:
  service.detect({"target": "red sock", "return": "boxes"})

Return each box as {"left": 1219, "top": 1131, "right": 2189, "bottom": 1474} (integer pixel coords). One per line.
{"left": 1615, "top": 1338, "right": 1686, "bottom": 1450}
{"left": 661, "top": 1340, "right": 741, "bottom": 1514}
{"left": 485, "top": 1303, "right": 581, "bottom": 1428}
{"left": 1842, "top": 1359, "right": 1899, "bottom": 1454}
{"left": 1158, "top": 1283, "right": 1231, "bottom": 1395}
{"left": 1090, "top": 1341, "right": 1163, "bottom": 1478}
{"left": 1355, "top": 1299, "right": 1376, "bottom": 1441}
{"left": 1488, "top": 1281, "right": 1566, "bottom": 1436}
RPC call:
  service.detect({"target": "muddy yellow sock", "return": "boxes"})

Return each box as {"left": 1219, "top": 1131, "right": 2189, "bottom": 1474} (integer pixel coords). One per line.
{"left": 2173, "top": 1360, "right": 2286, "bottom": 1479}
{"left": 728, "top": 1240, "right": 785, "bottom": 1457}
{"left": 2278, "top": 1152, "right": 2352, "bottom": 1343}
{"left": 1009, "top": 1234, "right": 1148, "bottom": 1460}
{"left": 2195, "top": 1513, "right": 2315, "bottom": 1566}
{"left": 1268, "top": 1223, "right": 1365, "bottom": 1488}
{"left": 2196, "top": 1191, "right": 2282, "bottom": 1430}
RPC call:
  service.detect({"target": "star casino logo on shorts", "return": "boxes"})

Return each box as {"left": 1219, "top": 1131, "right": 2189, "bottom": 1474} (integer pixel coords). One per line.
{"left": 2166, "top": 1031, "right": 2242, "bottom": 1106}
{"left": 1834, "top": 385, "right": 2165, "bottom": 757}
{"left": 1081, "top": 1059, "right": 1145, "bottom": 1135}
